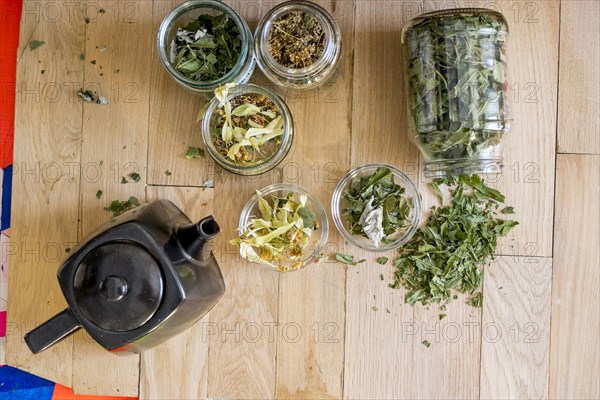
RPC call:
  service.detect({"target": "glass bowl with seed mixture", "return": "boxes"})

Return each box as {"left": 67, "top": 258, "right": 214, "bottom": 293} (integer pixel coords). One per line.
{"left": 402, "top": 9, "right": 510, "bottom": 177}
{"left": 158, "top": 0, "right": 256, "bottom": 93}
{"left": 254, "top": 0, "right": 341, "bottom": 89}
{"left": 332, "top": 164, "right": 421, "bottom": 252}
{"left": 231, "top": 184, "right": 329, "bottom": 272}
{"left": 201, "top": 83, "right": 294, "bottom": 175}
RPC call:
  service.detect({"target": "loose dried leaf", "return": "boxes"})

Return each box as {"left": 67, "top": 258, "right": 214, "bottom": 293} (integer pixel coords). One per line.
{"left": 185, "top": 146, "right": 205, "bottom": 159}
{"left": 104, "top": 196, "right": 140, "bottom": 217}
{"left": 335, "top": 253, "right": 365, "bottom": 266}
{"left": 29, "top": 40, "right": 46, "bottom": 51}
{"left": 376, "top": 257, "right": 389, "bottom": 265}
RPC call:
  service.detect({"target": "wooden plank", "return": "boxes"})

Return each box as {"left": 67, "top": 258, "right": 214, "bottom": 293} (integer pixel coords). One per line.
{"left": 550, "top": 154, "right": 600, "bottom": 399}
{"left": 70, "top": 1, "right": 153, "bottom": 395}
{"left": 557, "top": 1, "right": 600, "bottom": 154}
{"left": 393, "top": 6, "right": 484, "bottom": 394}
{"left": 206, "top": 172, "right": 280, "bottom": 399}
{"left": 411, "top": 184, "right": 482, "bottom": 400}
{"left": 480, "top": 256, "right": 552, "bottom": 399}
{"left": 343, "top": 1, "right": 419, "bottom": 399}
{"left": 140, "top": 186, "right": 214, "bottom": 400}
{"left": 6, "top": 0, "right": 86, "bottom": 386}
{"left": 202, "top": 2, "right": 283, "bottom": 397}
{"left": 486, "top": 0, "right": 559, "bottom": 259}
{"left": 271, "top": 1, "right": 354, "bottom": 398}
{"left": 344, "top": 260, "right": 415, "bottom": 399}
{"left": 147, "top": 0, "right": 214, "bottom": 187}
{"left": 423, "top": 0, "right": 560, "bottom": 258}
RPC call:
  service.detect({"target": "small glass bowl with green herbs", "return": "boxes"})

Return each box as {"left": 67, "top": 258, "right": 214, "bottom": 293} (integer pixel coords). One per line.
{"left": 158, "top": 0, "right": 255, "bottom": 93}
{"left": 332, "top": 164, "right": 421, "bottom": 252}
{"left": 231, "top": 184, "right": 329, "bottom": 273}
{"left": 201, "top": 83, "right": 294, "bottom": 175}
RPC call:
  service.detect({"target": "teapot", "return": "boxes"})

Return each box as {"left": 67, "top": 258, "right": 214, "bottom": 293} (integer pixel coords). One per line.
{"left": 24, "top": 199, "right": 225, "bottom": 355}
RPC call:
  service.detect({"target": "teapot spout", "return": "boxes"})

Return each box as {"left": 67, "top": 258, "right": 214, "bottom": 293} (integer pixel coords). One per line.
{"left": 176, "top": 216, "right": 220, "bottom": 260}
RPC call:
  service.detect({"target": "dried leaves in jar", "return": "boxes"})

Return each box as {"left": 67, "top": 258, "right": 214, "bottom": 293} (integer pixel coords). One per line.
{"left": 268, "top": 11, "right": 325, "bottom": 68}
{"left": 170, "top": 13, "right": 241, "bottom": 81}
{"left": 403, "top": 12, "right": 509, "bottom": 164}
{"left": 212, "top": 85, "right": 283, "bottom": 165}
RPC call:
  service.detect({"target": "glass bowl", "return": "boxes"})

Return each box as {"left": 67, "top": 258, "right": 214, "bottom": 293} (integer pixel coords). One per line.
{"left": 254, "top": 0, "right": 342, "bottom": 89}
{"left": 332, "top": 164, "right": 421, "bottom": 252}
{"left": 157, "top": 0, "right": 256, "bottom": 93}
{"left": 201, "top": 84, "right": 294, "bottom": 175}
{"left": 236, "top": 184, "right": 329, "bottom": 272}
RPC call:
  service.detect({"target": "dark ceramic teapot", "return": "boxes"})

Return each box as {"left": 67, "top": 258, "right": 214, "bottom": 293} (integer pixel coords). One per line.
{"left": 24, "top": 199, "right": 225, "bottom": 355}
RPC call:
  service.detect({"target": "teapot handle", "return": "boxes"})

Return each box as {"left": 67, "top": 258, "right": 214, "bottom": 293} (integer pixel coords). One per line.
{"left": 24, "top": 308, "right": 81, "bottom": 354}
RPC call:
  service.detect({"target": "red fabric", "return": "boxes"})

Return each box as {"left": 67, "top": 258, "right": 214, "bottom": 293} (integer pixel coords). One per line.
{"left": 0, "top": 311, "right": 6, "bottom": 337}
{"left": 52, "top": 384, "right": 138, "bottom": 400}
{"left": 0, "top": 0, "right": 22, "bottom": 168}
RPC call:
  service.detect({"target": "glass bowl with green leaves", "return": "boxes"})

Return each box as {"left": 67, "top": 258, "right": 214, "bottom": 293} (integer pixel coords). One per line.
{"left": 157, "top": 0, "right": 255, "bottom": 93}
{"left": 231, "top": 184, "right": 329, "bottom": 272}
{"left": 201, "top": 83, "right": 294, "bottom": 175}
{"left": 332, "top": 164, "right": 421, "bottom": 252}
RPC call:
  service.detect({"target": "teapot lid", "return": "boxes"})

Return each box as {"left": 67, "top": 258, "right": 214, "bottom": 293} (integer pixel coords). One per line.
{"left": 73, "top": 242, "right": 164, "bottom": 332}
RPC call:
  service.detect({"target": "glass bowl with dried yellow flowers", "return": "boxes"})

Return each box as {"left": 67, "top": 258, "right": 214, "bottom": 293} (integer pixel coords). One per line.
{"left": 230, "top": 184, "right": 329, "bottom": 272}
{"left": 201, "top": 83, "right": 294, "bottom": 175}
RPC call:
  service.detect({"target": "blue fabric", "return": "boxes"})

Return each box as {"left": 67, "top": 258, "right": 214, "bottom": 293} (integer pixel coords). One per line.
{"left": 1, "top": 165, "right": 12, "bottom": 231}
{"left": 0, "top": 365, "right": 55, "bottom": 400}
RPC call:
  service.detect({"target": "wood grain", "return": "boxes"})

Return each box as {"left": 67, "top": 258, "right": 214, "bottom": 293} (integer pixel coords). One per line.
{"left": 557, "top": 0, "right": 600, "bottom": 155}
{"left": 480, "top": 256, "right": 552, "bottom": 399}
{"left": 272, "top": 1, "right": 354, "bottom": 398}
{"left": 206, "top": 171, "right": 280, "bottom": 399}
{"left": 490, "top": 0, "right": 559, "bottom": 259}
{"left": 343, "top": 2, "right": 419, "bottom": 399}
{"left": 6, "top": 0, "right": 85, "bottom": 386}
{"left": 344, "top": 258, "right": 414, "bottom": 399}
{"left": 140, "top": 186, "right": 214, "bottom": 400}
{"left": 550, "top": 154, "right": 600, "bottom": 399}
{"left": 70, "top": 1, "right": 153, "bottom": 395}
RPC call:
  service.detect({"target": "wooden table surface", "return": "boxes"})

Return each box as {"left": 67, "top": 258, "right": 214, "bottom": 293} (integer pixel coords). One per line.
{"left": 4, "top": 0, "right": 599, "bottom": 399}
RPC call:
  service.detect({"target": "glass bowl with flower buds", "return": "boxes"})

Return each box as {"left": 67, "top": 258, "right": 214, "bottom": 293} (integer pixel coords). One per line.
{"left": 201, "top": 83, "right": 294, "bottom": 175}
{"left": 230, "top": 184, "right": 329, "bottom": 272}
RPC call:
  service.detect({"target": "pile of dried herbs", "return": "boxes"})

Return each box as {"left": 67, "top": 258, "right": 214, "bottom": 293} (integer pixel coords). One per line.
{"left": 170, "top": 13, "right": 241, "bottom": 81}
{"left": 211, "top": 85, "right": 283, "bottom": 164}
{"left": 230, "top": 191, "right": 319, "bottom": 272}
{"left": 403, "top": 12, "right": 509, "bottom": 165}
{"left": 104, "top": 196, "right": 140, "bottom": 217}
{"left": 268, "top": 11, "right": 325, "bottom": 68}
{"left": 342, "top": 167, "right": 414, "bottom": 247}
{"left": 390, "top": 175, "right": 517, "bottom": 307}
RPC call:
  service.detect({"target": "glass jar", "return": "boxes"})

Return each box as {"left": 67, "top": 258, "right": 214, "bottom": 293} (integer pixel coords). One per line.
{"left": 201, "top": 84, "right": 294, "bottom": 175}
{"left": 236, "top": 184, "right": 329, "bottom": 272}
{"left": 254, "top": 0, "right": 341, "bottom": 89}
{"left": 157, "top": 0, "right": 256, "bottom": 93}
{"left": 331, "top": 164, "right": 421, "bottom": 252}
{"left": 402, "top": 9, "right": 510, "bottom": 177}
